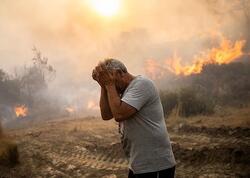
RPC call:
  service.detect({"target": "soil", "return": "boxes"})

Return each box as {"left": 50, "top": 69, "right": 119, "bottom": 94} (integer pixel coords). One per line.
{"left": 0, "top": 116, "right": 249, "bottom": 178}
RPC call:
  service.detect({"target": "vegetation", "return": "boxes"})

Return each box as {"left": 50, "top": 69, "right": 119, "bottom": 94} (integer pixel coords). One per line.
{"left": 160, "top": 61, "right": 250, "bottom": 117}
{"left": 0, "top": 48, "right": 57, "bottom": 122}
{"left": 160, "top": 91, "right": 178, "bottom": 117}
{"left": 160, "top": 88, "right": 214, "bottom": 117}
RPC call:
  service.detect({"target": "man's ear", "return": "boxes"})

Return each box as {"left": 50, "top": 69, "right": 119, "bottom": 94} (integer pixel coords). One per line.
{"left": 117, "top": 69, "right": 124, "bottom": 76}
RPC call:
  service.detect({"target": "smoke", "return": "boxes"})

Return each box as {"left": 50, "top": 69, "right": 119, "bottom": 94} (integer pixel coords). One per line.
{"left": 0, "top": 0, "right": 249, "bottom": 117}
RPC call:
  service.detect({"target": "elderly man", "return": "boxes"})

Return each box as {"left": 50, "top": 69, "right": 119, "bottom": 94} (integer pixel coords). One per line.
{"left": 92, "top": 59, "right": 176, "bottom": 178}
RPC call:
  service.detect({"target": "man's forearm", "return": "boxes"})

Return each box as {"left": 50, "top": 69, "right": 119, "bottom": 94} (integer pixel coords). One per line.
{"left": 100, "top": 87, "right": 113, "bottom": 120}
{"left": 105, "top": 84, "right": 122, "bottom": 119}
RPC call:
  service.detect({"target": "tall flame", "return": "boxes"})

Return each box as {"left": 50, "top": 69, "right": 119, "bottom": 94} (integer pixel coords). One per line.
{"left": 15, "top": 105, "right": 28, "bottom": 117}
{"left": 145, "top": 37, "right": 247, "bottom": 77}
{"left": 208, "top": 38, "right": 245, "bottom": 64}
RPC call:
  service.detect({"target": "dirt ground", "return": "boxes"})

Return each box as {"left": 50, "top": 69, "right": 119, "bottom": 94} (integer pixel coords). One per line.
{"left": 0, "top": 111, "right": 250, "bottom": 178}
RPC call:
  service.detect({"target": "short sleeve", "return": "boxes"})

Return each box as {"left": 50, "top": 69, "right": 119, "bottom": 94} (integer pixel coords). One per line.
{"left": 121, "top": 79, "right": 152, "bottom": 111}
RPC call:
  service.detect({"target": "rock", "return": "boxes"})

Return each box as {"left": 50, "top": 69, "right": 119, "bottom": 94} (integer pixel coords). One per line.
{"left": 66, "top": 164, "right": 76, "bottom": 171}
{"left": 0, "top": 122, "right": 2, "bottom": 137}
{"left": 52, "top": 159, "right": 57, "bottom": 165}
{"left": 0, "top": 138, "right": 19, "bottom": 167}
{"left": 26, "top": 131, "right": 42, "bottom": 137}
{"left": 102, "top": 174, "right": 117, "bottom": 178}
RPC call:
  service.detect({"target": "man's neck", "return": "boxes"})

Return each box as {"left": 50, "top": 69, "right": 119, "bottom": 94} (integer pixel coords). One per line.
{"left": 124, "top": 73, "right": 135, "bottom": 87}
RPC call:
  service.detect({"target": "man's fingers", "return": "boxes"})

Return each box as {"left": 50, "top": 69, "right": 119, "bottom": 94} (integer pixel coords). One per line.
{"left": 96, "top": 65, "right": 103, "bottom": 73}
{"left": 92, "top": 68, "right": 101, "bottom": 82}
{"left": 94, "top": 61, "right": 111, "bottom": 80}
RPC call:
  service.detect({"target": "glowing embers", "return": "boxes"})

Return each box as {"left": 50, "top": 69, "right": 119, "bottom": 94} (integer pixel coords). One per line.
{"left": 87, "top": 100, "right": 99, "bottom": 110}
{"left": 14, "top": 105, "right": 28, "bottom": 118}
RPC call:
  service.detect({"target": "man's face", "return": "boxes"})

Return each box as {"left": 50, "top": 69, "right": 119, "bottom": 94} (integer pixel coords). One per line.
{"left": 112, "top": 70, "right": 125, "bottom": 94}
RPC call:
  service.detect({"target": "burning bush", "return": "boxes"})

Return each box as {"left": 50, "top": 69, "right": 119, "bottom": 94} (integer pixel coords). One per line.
{"left": 0, "top": 48, "right": 60, "bottom": 123}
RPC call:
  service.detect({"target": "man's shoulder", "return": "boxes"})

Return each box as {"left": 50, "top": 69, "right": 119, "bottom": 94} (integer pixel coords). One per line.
{"left": 134, "top": 75, "right": 155, "bottom": 88}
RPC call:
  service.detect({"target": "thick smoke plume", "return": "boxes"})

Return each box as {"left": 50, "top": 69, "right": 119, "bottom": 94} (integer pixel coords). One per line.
{"left": 0, "top": 0, "right": 249, "bottom": 123}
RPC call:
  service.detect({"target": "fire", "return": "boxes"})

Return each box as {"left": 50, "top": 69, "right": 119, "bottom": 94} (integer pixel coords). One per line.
{"left": 14, "top": 105, "right": 28, "bottom": 117}
{"left": 145, "top": 37, "right": 247, "bottom": 77}
{"left": 209, "top": 38, "right": 245, "bottom": 64}
{"left": 87, "top": 100, "right": 99, "bottom": 110}
{"left": 165, "top": 53, "right": 204, "bottom": 76}
{"left": 144, "top": 59, "right": 168, "bottom": 80}
{"left": 65, "top": 107, "right": 75, "bottom": 113}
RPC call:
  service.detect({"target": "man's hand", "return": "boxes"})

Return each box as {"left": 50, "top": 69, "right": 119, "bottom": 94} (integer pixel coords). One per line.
{"left": 92, "top": 68, "right": 103, "bottom": 88}
{"left": 92, "top": 62, "right": 114, "bottom": 120}
{"left": 95, "top": 63, "right": 115, "bottom": 87}
{"left": 92, "top": 68, "right": 98, "bottom": 81}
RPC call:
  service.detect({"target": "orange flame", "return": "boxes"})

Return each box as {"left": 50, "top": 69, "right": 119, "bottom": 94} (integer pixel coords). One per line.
{"left": 87, "top": 100, "right": 99, "bottom": 110}
{"left": 208, "top": 38, "right": 245, "bottom": 64}
{"left": 165, "top": 52, "right": 204, "bottom": 76}
{"left": 15, "top": 105, "right": 28, "bottom": 117}
{"left": 144, "top": 59, "right": 169, "bottom": 80}
{"left": 145, "top": 37, "right": 247, "bottom": 77}
{"left": 65, "top": 107, "right": 75, "bottom": 113}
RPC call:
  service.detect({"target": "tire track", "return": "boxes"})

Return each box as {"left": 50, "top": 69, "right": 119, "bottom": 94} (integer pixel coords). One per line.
{"left": 25, "top": 139, "right": 128, "bottom": 177}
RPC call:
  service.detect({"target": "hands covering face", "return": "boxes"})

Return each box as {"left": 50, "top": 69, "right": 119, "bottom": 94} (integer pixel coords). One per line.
{"left": 92, "top": 62, "right": 115, "bottom": 87}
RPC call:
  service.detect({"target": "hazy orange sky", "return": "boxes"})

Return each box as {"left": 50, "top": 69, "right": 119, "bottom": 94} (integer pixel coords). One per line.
{"left": 0, "top": 0, "right": 249, "bottom": 114}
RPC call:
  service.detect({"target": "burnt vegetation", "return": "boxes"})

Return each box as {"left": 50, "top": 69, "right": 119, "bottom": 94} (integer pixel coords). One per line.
{"left": 160, "top": 61, "right": 250, "bottom": 117}
{"left": 0, "top": 48, "right": 59, "bottom": 125}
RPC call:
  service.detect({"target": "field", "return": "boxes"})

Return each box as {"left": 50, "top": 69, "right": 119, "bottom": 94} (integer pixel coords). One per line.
{"left": 0, "top": 108, "right": 250, "bottom": 178}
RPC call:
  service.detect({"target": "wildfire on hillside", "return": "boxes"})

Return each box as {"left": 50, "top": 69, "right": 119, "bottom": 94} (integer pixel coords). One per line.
{"left": 14, "top": 105, "right": 28, "bottom": 118}
{"left": 145, "top": 36, "right": 248, "bottom": 78}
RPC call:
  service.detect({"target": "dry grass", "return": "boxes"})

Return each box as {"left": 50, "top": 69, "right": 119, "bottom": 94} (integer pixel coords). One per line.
{"left": 166, "top": 106, "right": 250, "bottom": 128}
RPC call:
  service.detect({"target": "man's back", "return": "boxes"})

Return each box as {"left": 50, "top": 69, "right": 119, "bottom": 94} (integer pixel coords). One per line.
{"left": 120, "top": 75, "right": 176, "bottom": 174}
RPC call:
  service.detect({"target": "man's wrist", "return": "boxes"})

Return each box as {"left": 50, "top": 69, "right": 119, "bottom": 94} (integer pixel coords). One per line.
{"left": 105, "top": 83, "right": 115, "bottom": 90}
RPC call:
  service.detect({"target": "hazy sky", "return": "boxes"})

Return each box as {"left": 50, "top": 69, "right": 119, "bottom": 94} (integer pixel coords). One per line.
{"left": 0, "top": 0, "right": 249, "bottom": 114}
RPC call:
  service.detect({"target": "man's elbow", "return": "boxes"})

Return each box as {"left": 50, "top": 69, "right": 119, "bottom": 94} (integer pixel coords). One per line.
{"left": 101, "top": 114, "right": 113, "bottom": 121}
{"left": 114, "top": 114, "right": 127, "bottom": 122}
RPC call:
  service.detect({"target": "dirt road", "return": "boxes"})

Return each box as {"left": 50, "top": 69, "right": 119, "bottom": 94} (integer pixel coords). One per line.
{"left": 0, "top": 117, "right": 249, "bottom": 178}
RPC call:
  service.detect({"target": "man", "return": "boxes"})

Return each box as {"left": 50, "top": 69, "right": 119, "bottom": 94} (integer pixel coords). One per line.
{"left": 92, "top": 59, "right": 176, "bottom": 178}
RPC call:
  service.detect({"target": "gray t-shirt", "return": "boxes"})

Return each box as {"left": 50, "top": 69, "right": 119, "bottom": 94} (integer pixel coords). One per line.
{"left": 120, "top": 75, "right": 176, "bottom": 174}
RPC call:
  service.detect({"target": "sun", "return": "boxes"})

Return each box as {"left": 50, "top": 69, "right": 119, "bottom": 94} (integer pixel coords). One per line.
{"left": 88, "top": 0, "right": 121, "bottom": 17}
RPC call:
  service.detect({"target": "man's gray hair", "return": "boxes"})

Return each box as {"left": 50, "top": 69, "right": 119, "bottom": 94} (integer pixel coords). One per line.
{"left": 104, "top": 58, "right": 127, "bottom": 73}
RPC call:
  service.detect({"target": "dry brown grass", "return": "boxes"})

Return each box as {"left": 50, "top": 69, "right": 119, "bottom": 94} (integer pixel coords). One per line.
{"left": 166, "top": 106, "right": 250, "bottom": 128}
